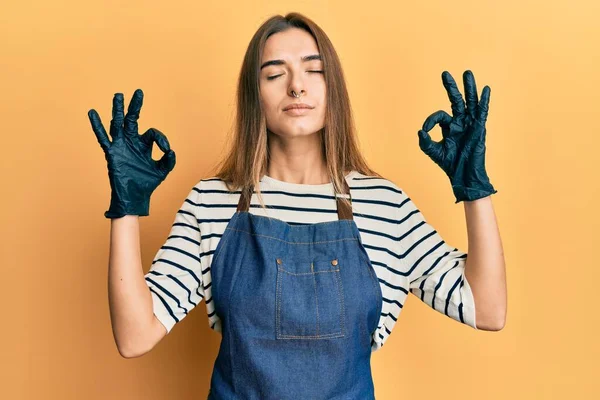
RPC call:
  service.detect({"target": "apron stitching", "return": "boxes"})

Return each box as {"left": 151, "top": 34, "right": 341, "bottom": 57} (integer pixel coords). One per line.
{"left": 335, "top": 263, "right": 346, "bottom": 336}
{"left": 210, "top": 218, "right": 237, "bottom": 267}
{"left": 357, "top": 247, "right": 384, "bottom": 336}
{"left": 312, "top": 265, "right": 320, "bottom": 337}
{"left": 224, "top": 227, "right": 360, "bottom": 244}
{"left": 278, "top": 269, "right": 340, "bottom": 276}
{"left": 276, "top": 262, "right": 281, "bottom": 338}
{"left": 278, "top": 334, "right": 344, "bottom": 339}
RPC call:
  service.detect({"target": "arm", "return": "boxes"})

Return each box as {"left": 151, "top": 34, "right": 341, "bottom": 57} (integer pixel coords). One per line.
{"left": 108, "top": 215, "right": 166, "bottom": 358}
{"left": 463, "top": 196, "right": 507, "bottom": 330}
{"left": 415, "top": 70, "right": 506, "bottom": 330}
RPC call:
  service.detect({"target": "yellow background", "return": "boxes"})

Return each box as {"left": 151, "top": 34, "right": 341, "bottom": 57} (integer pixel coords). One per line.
{"left": 1, "top": 0, "right": 598, "bottom": 398}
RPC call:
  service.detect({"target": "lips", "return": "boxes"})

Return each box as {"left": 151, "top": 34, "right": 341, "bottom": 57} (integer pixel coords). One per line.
{"left": 283, "top": 103, "right": 313, "bottom": 111}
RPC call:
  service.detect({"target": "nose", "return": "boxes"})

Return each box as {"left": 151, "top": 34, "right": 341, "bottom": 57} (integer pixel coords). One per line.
{"left": 288, "top": 70, "right": 306, "bottom": 98}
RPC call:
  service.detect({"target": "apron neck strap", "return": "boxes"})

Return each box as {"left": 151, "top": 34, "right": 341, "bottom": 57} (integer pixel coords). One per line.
{"left": 236, "top": 176, "right": 353, "bottom": 221}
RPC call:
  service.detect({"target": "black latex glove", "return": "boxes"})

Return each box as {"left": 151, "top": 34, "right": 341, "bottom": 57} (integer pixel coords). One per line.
{"left": 88, "top": 89, "right": 176, "bottom": 219}
{"left": 417, "top": 70, "right": 498, "bottom": 203}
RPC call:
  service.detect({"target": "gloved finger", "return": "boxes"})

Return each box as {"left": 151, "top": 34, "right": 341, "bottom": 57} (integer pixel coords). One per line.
{"left": 88, "top": 109, "right": 111, "bottom": 152}
{"left": 109, "top": 93, "right": 125, "bottom": 140}
{"left": 417, "top": 129, "right": 441, "bottom": 158}
{"left": 422, "top": 110, "right": 452, "bottom": 133}
{"left": 157, "top": 149, "right": 176, "bottom": 174}
{"left": 477, "top": 86, "right": 491, "bottom": 124}
{"left": 463, "top": 70, "right": 479, "bottom": 119}
{"left": 441, "top": 71, "right": 466, "bottom": 117}
{"left": 124, "top": 89, "right": 144, "bottom": 136}
{"left": 141, "top": 127, "right": 171, "bottom": 154}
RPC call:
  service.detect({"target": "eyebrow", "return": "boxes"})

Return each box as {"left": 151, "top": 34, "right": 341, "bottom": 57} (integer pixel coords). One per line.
{"left": 260, "top": 54, "right": 322, "bottom": 70}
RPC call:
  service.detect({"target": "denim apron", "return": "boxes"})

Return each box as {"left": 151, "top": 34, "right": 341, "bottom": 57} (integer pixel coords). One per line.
{"left": 207, "top": 176, "right": 383, "bottom": 399}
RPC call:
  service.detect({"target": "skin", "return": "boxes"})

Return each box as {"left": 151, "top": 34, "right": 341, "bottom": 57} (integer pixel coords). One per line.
{"left": 259, "top": 27, "right": 330, "bottom": 184}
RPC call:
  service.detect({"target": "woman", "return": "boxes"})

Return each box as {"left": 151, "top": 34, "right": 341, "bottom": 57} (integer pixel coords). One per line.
{"left": 89, "top": 12, "right": 506, "bottom": 400}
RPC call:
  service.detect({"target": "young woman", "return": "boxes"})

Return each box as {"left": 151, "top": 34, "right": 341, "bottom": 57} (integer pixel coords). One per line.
{"left": 89, "top": 12, "right": 506, "bottom": 400}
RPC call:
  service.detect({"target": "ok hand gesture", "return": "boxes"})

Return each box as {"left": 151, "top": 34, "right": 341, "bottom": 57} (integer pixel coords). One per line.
{"left": 88, "top": 89, "right": 176, "bottom": 218}
{"left": 418, "top": 70, "right": 498, "bottom": 203}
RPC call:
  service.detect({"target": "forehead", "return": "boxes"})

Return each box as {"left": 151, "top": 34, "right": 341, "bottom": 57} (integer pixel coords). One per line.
{"left": 261, "top": 28, "right": 319, "bottom": 61}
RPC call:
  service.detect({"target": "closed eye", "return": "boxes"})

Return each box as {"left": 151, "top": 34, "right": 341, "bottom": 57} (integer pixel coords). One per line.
{"left": 266, "top": 71, "right": 324, "bottom": 80}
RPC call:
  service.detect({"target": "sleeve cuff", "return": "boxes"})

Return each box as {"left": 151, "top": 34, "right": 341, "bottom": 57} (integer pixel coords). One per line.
{"left": 461, "top": 271, "right": 478, "bottom": 330}
{"left": 150, "top": 290, "right": 177, "bottom": 335}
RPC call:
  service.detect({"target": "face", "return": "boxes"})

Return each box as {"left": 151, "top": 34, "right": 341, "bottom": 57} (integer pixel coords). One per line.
{"left": 259, "top": 28, "right": 327, "bottom": 140}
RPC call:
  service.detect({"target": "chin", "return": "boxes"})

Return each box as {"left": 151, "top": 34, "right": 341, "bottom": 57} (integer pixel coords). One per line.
{"left": 268, "top": 124, "right": 325, "bottom": 138}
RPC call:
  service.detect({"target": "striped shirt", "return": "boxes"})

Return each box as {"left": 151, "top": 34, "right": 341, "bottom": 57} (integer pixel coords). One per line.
{"left": 144, "top": 170, "right": 478, "bottom": 352}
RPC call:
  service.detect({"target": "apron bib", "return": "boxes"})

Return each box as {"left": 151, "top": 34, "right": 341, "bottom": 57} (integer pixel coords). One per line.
{"left": 207, "top": 176, "right": 383, "bottom": 399}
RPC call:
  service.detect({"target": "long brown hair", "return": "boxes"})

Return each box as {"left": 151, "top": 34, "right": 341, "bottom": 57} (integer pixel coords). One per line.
{"left": 210, "top": 12, "right": 382, "bottom": 210}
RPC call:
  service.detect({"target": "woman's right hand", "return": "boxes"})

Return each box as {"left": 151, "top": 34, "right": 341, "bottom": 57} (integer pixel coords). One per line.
{"left": 88, "top": 89, "right": 176, "bottom": 219}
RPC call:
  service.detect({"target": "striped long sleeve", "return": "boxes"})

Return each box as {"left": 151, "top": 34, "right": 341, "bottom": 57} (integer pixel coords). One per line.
{"left": 144, "top": 185, "right": 205, "bottom": 334}
{"left": 396, "top": 189, "right": 478, "bottom": 330}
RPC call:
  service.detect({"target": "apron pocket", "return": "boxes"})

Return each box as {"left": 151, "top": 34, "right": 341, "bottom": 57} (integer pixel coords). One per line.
{"left": 275, "top": 257, "right": 346, "bottom": 339}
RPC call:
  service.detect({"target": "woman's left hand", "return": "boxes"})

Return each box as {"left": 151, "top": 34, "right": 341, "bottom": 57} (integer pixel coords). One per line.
{"left": 417, "top": 70, "right": 498, "bottom": 203}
